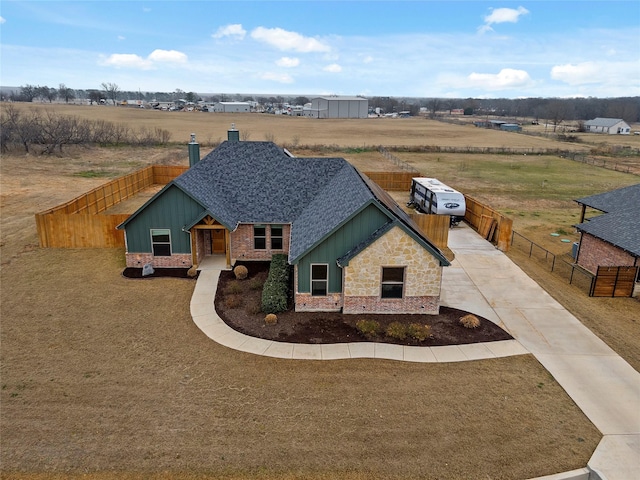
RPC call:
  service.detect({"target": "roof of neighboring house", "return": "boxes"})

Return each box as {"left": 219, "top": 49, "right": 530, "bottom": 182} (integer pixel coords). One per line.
{"left": 122, "top": 140, "right": 448, "bottom": 265}
{"left": 584, "top": 117, "right": 628, "bottom": 127}
{"left": 575, "top": 183, "right": 640, "bottom": 257}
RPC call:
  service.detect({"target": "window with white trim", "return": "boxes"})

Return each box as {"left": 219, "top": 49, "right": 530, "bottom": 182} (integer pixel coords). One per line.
{"left": 271, "top": 225, "right": 283, "bottom": 250}
{"left": 151, "top": 229, "right": 171, "bottom": 256}
{"left": 254, "top": 225, "right": 266, "bottom": 249}
{"left": 381, "top": 267, "right": 405, "bottom": 299}
{"left": 311, "top": 264, "right": 328, "bottom": 296}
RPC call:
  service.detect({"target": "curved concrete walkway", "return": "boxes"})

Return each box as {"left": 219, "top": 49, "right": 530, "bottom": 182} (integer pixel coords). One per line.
{"left": 191, "top": 224, "right": 639, "bottom": 480}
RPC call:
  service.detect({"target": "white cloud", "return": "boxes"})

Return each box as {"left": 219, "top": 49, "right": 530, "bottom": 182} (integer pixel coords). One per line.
{"left": 117, "top": 35, "right": 125, "bottom": 41}
{"left": 148, "top": 49, "right": 188, "bottom": 63}
{"left": 468, "top": 68, "right": 533, "bottom": 90}
{"left": 362, "top": 55, "right": 374, "bottom": 64}
{"left": 323, "top": 63, "right": 342, "bottom": 73}
{"left": 276, "top": 57, "right": 300, "bottom": 67}
{"left": 99, "top": 49, "right": 187, "bottom": 70}
{"left": 99, "top": 53, "right": 152, "bottom": 69}
{"left": 550, "top": 60, "right": 638, "bottom": 88}
{"left": 0, "top": 16, "right": 6, "bottom": 24}
{"left": 484, "top": 6, "right": 529, "bottom": 25}
{"left": 212, "top": 24, "right": 246, "bottom": 40}
{"left": 479, "top": 6, "right": 529, "bottom": 34}
{"left": 251, "top": 27, "right": 330, "bottom": 53}
{"left": 259, "top": 71, "right": 294, "bottom": 84}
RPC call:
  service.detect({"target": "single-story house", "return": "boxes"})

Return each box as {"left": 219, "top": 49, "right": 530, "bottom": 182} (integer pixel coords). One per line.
{"left": 117, "top": 129, "right": 450, "bottom": 314}
{"left": 584, "top": 118, "right": 631, "bottom": 135}
{"left": 574, "top": 183, "right": 640, "bottom": 279}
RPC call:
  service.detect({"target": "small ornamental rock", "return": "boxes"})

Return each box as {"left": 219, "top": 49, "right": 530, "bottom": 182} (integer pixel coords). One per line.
{"left": 142, "top": 263, "right": 155, "bottom": 276}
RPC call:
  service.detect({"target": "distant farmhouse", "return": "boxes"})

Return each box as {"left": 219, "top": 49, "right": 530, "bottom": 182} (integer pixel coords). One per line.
{"left": 304, "top": 95, "right": 368, "bottom": 119}
{"left": 584, "top": 118, "right": 631, "bottom": 135}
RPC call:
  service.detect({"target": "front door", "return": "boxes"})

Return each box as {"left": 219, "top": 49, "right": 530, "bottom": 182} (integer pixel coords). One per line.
{"left": 212, "top": 229, "right": 225, "bottom": 254}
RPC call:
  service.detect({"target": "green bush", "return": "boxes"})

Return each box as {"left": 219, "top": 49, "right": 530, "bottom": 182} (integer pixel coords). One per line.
{"left": 261, "top": 254, "right": 290, "bottom": 314}
{"left": 355, "top": 319, "right": 381, "bottom": 338}
{"left": 386, "top": 321, "right": 408, "bottom": 340}
{"left": 408, "top": 323, "right": 432, "bottom": 341}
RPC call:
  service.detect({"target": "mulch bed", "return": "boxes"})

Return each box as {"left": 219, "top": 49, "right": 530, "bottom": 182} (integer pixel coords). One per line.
{"left": 122, "top": 267, "right": 199, "bottom": 279}
{"left": 215, "top": 262, "right": 513, "bottom": 347}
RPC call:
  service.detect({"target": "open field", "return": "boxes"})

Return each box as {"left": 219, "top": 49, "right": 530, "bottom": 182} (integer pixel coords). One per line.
{"left": 2, "top": 106, "right": 638, "bottom": 478}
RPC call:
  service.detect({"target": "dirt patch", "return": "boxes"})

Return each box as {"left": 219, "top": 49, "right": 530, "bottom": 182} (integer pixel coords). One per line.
{"left": 215, "top": 262, "right": 512, "bottom": 346}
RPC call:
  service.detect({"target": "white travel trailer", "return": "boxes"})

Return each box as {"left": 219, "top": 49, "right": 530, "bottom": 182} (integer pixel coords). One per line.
{"left": 409, "top": 178, "right": 466, "bottom": 225}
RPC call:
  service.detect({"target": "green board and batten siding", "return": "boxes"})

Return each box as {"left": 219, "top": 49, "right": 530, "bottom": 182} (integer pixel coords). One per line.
{"left": 124, "top": 184, "right": 205, "bottom": 254}
{"left": 296, "top": 204, "right": 389, "bottom": 293}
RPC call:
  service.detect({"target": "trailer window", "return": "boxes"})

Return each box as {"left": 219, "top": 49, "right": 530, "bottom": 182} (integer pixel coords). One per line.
{"left": 254, "top": 225, "right": 266, "bottom": 249}
{"left": 381, "top": 267, "right": 405, "bottom": 299}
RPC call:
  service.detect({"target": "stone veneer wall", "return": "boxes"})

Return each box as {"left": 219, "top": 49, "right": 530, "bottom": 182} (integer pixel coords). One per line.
{"left": 343, "top": 226, "right": 442, "bottom": 314}
{"left": 126, "top": 252, "right": 192, "bottom": 268}
{"left": 231, "top": 224, "right": 291, "bottom": 261}
{"left": 577, "top": 233, "right": 637, "bottom": 274}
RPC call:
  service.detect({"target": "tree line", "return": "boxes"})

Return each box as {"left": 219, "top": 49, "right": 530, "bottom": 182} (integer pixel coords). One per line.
{"left": 2, "top": 83, "right": 639, "bottom": 124}
{"left": 0, "top": 105, "right": 172, "bottom": 154}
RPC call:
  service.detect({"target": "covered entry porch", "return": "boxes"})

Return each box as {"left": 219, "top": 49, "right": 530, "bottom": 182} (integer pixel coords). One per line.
{"left": 190, "top": 215, "right": 231, "bottom": 269}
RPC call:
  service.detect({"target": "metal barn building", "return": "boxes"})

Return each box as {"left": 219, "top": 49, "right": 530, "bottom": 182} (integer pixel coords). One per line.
{"left": 305, "top": 96, "right": 368, "bottom": 119}
{"left": 211, "top": 102, "right": 251, "bottom": 113}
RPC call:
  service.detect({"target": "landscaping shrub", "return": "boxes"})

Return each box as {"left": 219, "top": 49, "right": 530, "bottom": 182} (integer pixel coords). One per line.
{"left": 233, "top": 265, "right": 248, "bottom": 280}
{"left": 261, "top": 254, "right": 290, "bottom": 314}
{"left": 355, "top": 319, "right": 381, "bottom": 338}
{"left": 187, "top": 266, "right": 198, "bottom": 278}
{"left": 264, "top": 313, "right": 278, "bottom": 325}
{"left": 386, "top": 321, "right": 408, "bottom": 340}
{"left": 408, "top": 323, "right": 433, "bottom": 341}
{"left": 248, "top": 276, "right": 265, "bottom": 291}
{"left": 224, "top": 295, "right": 242, "bottom": 309}
{"left": 460, "top": 314, "right": 481, "bottom": 329}
{"left": 245, "top": 300, "right": 262, "bottom": 315}
{"left": 225, "top": 281, "right": 242, "bottom": 295}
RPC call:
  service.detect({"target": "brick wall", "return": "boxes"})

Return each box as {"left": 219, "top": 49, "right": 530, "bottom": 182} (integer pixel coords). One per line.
{"left": 126, "top": 252, "right": 192, "bottom": 268}
{"left": 343, "top": 295, "right": 439, "bottom": 314}
{"left": 230, "top": 223, "right": 290, "bottom": 261}
{"left": 295, "top": 292, "right": 343, "bottom": 312}
{"left": 577, "top": 233, "right": 636, "bottom": 274}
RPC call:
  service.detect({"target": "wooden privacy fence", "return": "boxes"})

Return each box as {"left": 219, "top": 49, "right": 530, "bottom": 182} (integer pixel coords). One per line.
{"left": 591, "top": 266, "right": 638, "bottom": 297}
{"left": 464, "top": 195, "right": 513, "bottom": 252}
{"left": 36, "top": 165, "right": 188, "bottom": 248}
{"left": 362, "top": 171, "right": 414, "bottom": 191}
{"left": 409, "top": 214, "right": 449, "bottom": 250}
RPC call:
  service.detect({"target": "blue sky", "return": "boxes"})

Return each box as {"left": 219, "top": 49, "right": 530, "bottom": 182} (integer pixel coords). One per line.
{"left": 1, "top": 0, "right": 639, "bottom": 98}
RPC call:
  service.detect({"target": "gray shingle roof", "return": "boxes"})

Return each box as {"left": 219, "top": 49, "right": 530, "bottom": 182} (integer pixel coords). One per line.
{"left": 584, "top": 118, "right": 626, "bottom": 128}
{"left": 575, "top": 183, "right": 640, "bottom": 256}
{"left": 170, "top": 140, "right": 447, "bottom": 265}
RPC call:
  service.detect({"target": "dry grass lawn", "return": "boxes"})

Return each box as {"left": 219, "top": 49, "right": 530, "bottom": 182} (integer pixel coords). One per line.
{"left": 3, "top": 106, "right": 635, "bottom": 479}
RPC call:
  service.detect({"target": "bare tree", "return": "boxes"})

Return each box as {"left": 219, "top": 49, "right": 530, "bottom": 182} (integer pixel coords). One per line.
{"left": 58, "top": 84, "right": 76, "bottom": 104}
{"left": 101, "top": 82, "right": 120, "bottom": 106}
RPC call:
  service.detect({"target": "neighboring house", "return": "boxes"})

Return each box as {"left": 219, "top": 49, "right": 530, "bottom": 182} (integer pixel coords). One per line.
{"left": 574, "top": 183, "right": 640, "bottom": 277}
{"left": 117, "top": 129, "right": 450, "bottom": 314}
{"left": 211, "top": 102, "right": 251, "bottom": 113}
{"left": 305, "top": 96, "right": 368, "bottom": 119}
{"left": 584, "top": 118, "right": 631, "bottom": 135}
